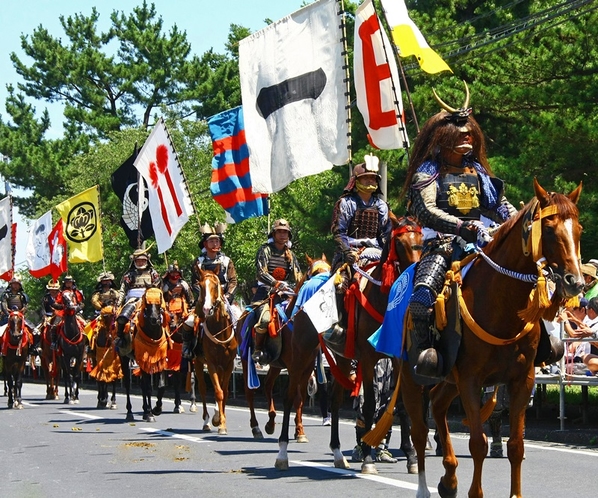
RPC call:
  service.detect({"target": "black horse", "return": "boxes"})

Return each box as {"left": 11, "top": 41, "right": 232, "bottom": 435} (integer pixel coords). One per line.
{"left": 57, "top": 290, "right": 86, "bottom": 405}
{"left": 2, "top": 310, "right": 31, "bottom": 409}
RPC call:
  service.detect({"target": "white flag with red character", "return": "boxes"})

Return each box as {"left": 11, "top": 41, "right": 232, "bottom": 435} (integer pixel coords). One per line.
{"left": 354, "top": 0, "right": 408, "bottom": 150}
{"left": 134, "top": 119, "right": 194, "bottom": 253}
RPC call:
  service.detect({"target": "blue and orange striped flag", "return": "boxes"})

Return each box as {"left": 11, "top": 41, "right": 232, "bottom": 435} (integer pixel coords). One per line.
{"left": 208, "top": 107, "right": 268, "bottom": 223}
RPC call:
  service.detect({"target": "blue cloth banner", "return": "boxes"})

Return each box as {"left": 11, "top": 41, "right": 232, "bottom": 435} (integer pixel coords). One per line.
{"left": 368, "top": 263, "right": 416, "bottom": 359}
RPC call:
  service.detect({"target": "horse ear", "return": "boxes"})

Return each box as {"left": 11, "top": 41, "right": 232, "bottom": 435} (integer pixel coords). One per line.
{"left": 305, "top": 254, "right": 314, "bottom": 266}
{"left": 321, "top": 253, "right": 327, "bottom": 262}
{"left": 568, "top": 181, "right": 583, "bottom": 205}
{"left": 533, "top": 177, "right": 550, "bottom": 207}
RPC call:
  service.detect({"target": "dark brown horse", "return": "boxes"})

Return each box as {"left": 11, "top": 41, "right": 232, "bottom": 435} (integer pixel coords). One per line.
{"left": 132, "top": 287, "right": 170, "bottom": 422}
{"left": 89, "top": 305, "right": 122, "bottom": 409}
{"left": 57, "top": 290, "right": 86, "bottom": 405}
{"left": 189, "top": 269, "right": 237, "bottom": 435}
{"left": 39, "top": 315, "right": 60, "bottom": 400}
{"left": 275, "top": 214, "right": 423, "bottom": 470}
{"left": 2, "top": 310, "right": 32, "bottom": 408}
{"left": 235, "top": 255, "right": 331, "bottom": 440}
{"left": 400, "top": 179, "right": 583, "bottom": 498}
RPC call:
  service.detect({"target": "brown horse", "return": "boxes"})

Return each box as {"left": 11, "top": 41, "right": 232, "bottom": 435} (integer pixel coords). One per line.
{"left": 189, "top": 269, "right": 237, "bottom": 435}
{"left": 57, "top": 289, "right": 86, "bottom": 405}
{"left": 400, "top": 179, "right": 583, "bottom": 498}
{"left": 2, "top": 310, "right": 32, "bottom": 408}
{"left": 39, "top": 315, "right": 61, "bottom": 400}
{"left": 275, "top": 214, "right": 423, "bottom": 470}
{"left": 235, "top": 255, "right": 331, "bottom": 440}
{"left": 89, "top": 305, "right": 122, "bottom": 409}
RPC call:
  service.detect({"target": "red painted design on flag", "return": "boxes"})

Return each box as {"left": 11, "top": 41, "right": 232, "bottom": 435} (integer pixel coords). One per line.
{"left": 156, "top": 144, "right": 183, "bottom": 216}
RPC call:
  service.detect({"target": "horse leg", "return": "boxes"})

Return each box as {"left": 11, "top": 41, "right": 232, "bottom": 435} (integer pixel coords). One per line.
{"left": 188, "top": 363, "right": 198, "bottom": 413}
{"left": 241, "top": 359, "right": 262, "bottom": 438}
{"left": 173, "top": 370, "right": 184, "bottom": 413}
{"left": 207, "top": 366, "right": 226, "bottom": 434}
{"left": 120, "top": 356, "right": 134, "bottom": 421}
{"left": 396, "top": 398, "right": 418, "bottom": 474}
{"left": 15, "top": 367, "right": 24, "bottom": 409}
{"left": 264, "top": 367, "right": 280, "bottom": 437}
{"left": 328, "top": 361, "right": 351, "bottom": 469}
{"left": 6, "top": 370, "right": 14, "bottom": 408}
{"left": 110, "top": 382, "right": 118, "bottom": 410}
{"left": 194, "top": 360, "right": 211, "bottom": 431}
{"left": 152, "top": 371, "right": 166, "bottom": 416}
{"left": 506, "top": 374, "right": 534, "bottom": 498}
{"left": 430, "top": 381, "right": 462, "bottom": 498}
{"left": 142, "top": 373, "right": 155, "bottom": 422}
{"left": 275, "top": 364, "right": 305, "bottom": 470}
{"left": 358, "top": 356, "right": 378, "bottom": 474}
{"left": 97, "top": 381, "right": 106, "bottom": 408}
{"left": 293, "top": 377, "right": 307, "bottom": 443}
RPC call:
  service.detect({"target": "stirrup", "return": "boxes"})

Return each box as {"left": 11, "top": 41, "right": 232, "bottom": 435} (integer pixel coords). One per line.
{"left": 251, "top": 349, "right": 270, "bottom": 365}
{"left": 414, "top": 348, "right": 443, "bottom": 380}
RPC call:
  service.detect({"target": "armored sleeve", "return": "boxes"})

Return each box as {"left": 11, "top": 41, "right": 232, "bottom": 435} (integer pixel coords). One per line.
{"left": 377, "top": 200, "right": 392, "bottom": 246}
{"left": 224, "top": 257, "right": 238, "bottom": 300}
{"left": 255, "top": 244, "right": 277, "bottom": 287}
{"left": 91, "top": 292, "right": 103, "bottom": 311}
{"left": 0, "top": 293, "right": 8, "bottom": 315}
{"left": 331, "top": 197, "right": 355, "bottom": 254}
{"left": 181, "top": 280, "right": 194, "bottom": 307}
{"left": 409, "top": 172, "right": 463, "bottom": 235}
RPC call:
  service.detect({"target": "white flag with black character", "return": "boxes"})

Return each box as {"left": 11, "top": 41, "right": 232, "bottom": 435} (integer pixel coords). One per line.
{"left": 0, "top": 196, "right": 12, "bottom": 278}
{"left": 239, "top": 0, "right": 349, "bottom": 194}
{"left": 302, "top": 274, "right": 338, "bottom": 333}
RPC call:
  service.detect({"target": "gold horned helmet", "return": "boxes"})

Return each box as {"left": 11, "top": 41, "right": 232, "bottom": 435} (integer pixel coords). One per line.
{"left": 433, "top": 80, "right": 472, "bottom": 131}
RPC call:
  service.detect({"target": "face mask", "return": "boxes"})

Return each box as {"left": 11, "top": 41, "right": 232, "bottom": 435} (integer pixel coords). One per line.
{"left": 356, "top": 181, "right": 377, "bottom": 194}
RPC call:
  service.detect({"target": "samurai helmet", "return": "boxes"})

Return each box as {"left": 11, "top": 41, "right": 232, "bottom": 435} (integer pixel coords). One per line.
{"left": 201, "top": 221, "right": 227, "bottom": 245}
{"left": 432, "top": 80, "right": 472, "bottom": 131}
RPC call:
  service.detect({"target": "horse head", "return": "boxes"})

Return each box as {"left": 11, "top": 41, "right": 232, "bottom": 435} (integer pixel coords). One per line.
{"left": 532, "top": 178, "right": 583, "bottom": 300}
{"left": 62, "top": 289, "right": 79, "bottom": 315}
{"left": 306, "top": 253, "right": 331, "bottom": 278}
{"left": 7, "top": 309, "right": 25, "bottom": 341}
{"left": 139, "top": 287, "right": 167, "bottom": 331}
{"left": 194, "top": 269, "right": 224, "bottom": 320}
{"left": 390, "top": 213, "right": 423, "bottom": 270}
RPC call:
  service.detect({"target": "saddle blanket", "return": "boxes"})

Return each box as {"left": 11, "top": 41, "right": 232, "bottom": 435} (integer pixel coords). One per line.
{"left": 367, "top": 263, "right": 416, "bottom": 359}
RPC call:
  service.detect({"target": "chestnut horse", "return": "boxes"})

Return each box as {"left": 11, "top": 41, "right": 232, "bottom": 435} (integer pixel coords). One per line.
{"left": 235, "top": 255, "right": 331, "bottom": 440}
{"left": 89, "top": 305, "right": 122, "bottom": 409}
{"left": 57, "top": 290, "right": 86, "bottom": 405}
{"left": 400, "top": 179, "right": 583, "bottom": 498}
{"left": 2, "top": 310, "right": 32, "bottom": 408}
{"left": 189, "top": 269, "right": 237, "bottom": 435}
{"left": 275, "top": 214, "right": 423, "bottom": 470}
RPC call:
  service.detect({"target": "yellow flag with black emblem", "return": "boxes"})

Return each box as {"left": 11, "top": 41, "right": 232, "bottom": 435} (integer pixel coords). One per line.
{"left": 55, "top": 185, "right": 104, "bottom": 263}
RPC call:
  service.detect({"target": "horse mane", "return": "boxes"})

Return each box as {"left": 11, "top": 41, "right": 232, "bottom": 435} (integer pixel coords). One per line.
{"left": 486, "top": 192, "right": 579, "bottom": 252}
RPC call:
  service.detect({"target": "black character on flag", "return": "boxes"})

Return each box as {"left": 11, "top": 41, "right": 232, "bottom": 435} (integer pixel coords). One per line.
{"left": 111, "top": 151, "right": 154, "bottom": 248}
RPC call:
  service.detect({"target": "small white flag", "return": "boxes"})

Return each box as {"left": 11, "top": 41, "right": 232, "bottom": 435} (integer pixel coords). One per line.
{"left": 302, "top": 274, "right": 338, "bottom": 333}
{"left": 26, "top": 210, "right": 53, "bottom": 277}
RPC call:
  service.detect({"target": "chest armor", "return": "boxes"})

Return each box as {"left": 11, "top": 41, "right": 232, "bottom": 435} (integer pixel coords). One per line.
{"left": 130, "top": 270, "right": 155, "bottom": 289}
{"left": 437, "top": 169, "right": 482, "bottom": 220}
{"left": 199, "top": 256, "right": 228, "bottom": 285}
{"left": 98, "top": 289, "right": 118, "bottom": 306}
{"left": 348, "top": 206, "right": 379, "bottom": 240}
{"left": 6, "top": 293, "right": 25, "bottom": 310}
{"left": 43, "top": 294, "right": 55, "bottom": 314}
{"left": 268, "top": 251, "right": 291, "bottom": 280}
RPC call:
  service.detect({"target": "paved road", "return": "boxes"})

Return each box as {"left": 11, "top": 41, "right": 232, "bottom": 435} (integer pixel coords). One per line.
{"left": 1, "top": 382, "right": 595, "bottom": 497}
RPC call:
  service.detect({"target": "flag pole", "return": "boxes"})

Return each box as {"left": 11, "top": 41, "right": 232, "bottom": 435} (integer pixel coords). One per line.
{"left": 95, "top": 184, "right": 107, "bottom": 274}
{"left": 6, "top": 184, "right": 15, "bottom": 279}
{"left": 377, "top": 3, "right": 420, "bottom": 134}
{"left": 339, "top": 0, "right": 353, "bottom": 168}
{"left": 134, "top": 142, "right": 143, "bottom": 250}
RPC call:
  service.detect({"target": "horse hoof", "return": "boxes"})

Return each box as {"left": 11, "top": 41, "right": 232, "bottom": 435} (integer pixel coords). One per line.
{"left": 407, "top": 462, "right": 418, "bottom": 474}
{"left": 438, "top": 480, "right": 457, "bottom": 498}
{"left": 202, "top": 424, "right": 211, "bottom": 432}
{"left": 296, "top": 434, "right": 309, "bottom": 444}
{"left": 173, "top": 405, "right": 184, "bottom": 414}
{"left": 7, "top": 403, "right": 13, "bottom": 409}
{"left": 217, "top": 427, "right": 227, "bottom": 435}
{"left": 45, "top": 394, "right": 54, "bottom": 400}
{"left": 73, "top": 399, "right": 80, "bottom": 404}
{"left": 189, "top": 403, "right": 197, "bottom": 413}
{"left": 334, "top": 457, "right": 350, "bottom": 469}
{"left": 275, "top": 458, "right": 289, "bottom": 471}
{"left": 265, "top": 422, "right": 275, "bottom": 435}
{"left": 212, "top": 413, "right": 221, "bottom": 426}
{"left": 252, "top": 427, "right": 264, "bottom": 439}
{"left": 16, "top": 403, "right": 23, "bottom": 410}
{"left": 110, "top": 403, "right": 118, "bottom": 410}
{"left": 151, "top": 406, "right": 162, "bottom": 416}
{"left": 143, "top": 414, "right": 156, "bottom": 423}
{"left": 126, "top": 412, "right": 135, "bottom": 422}
{"left": 361, "top": 461, "right": 378, "bottom": 475}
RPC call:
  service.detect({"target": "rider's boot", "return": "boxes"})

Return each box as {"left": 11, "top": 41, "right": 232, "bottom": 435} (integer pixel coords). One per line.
{"left": 251, "top": 326, "right": 271, "bottom": 365}
{"left": 412, "top": 316, "right": 443, "bottom": 380}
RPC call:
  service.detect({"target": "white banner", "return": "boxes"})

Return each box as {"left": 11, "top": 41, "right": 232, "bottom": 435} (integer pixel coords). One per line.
{"left": 239, "top": 0, "right": 349, "bottom": 194}
{"left": 354, "top": 0, "right": 408, "bottom": 150}
{"left": 302, "top": 274, "right": 338, "bottom": 333}
{"left": 134, "top": 119, "right": 194, "bottom": 253}
{"left": 0, "top": 196, "right": 12, "bottom": 277}
{"left": 26, "top": 210, "right": 52, "bottom": 277}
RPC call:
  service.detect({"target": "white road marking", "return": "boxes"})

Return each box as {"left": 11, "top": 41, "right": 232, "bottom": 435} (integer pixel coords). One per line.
{"left": 139, "top": 427, "right": 208, "bottom": 443}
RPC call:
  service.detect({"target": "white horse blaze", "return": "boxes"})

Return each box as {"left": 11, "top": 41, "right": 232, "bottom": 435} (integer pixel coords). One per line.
{"left": 564, "top": 218, "right": 582, "bottom": 275}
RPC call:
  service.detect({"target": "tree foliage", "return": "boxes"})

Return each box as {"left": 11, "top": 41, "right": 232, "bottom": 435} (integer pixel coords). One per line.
{"left": 1, "top": 0, "right": 598, "bottom": 317}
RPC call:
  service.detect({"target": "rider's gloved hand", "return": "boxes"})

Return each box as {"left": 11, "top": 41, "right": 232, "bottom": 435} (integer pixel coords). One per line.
{"left": 458, "top": 221, "right": 479, "bottom": 243}
{"left": 344, "top": 250, "right": 359, "bottom": 265}
{"left": 276, "top": 281, "right": 293, "bottom": 294}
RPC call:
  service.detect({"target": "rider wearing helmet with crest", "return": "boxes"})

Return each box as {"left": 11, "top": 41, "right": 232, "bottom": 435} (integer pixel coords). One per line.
{"left": 330, "top": 154, "right": 392, "bottom": 339}
{"left": 49, "top": 275, "right": 85, "bottom": 350}
{"left": 191, "top": 222, "right": 237, "bottom": 305}
{"left": 0, "top": 276, "right": 29, "bottom": 325}
{"left": 251, "top": 219, "right": 302, "bottom": 365}
{"left": 403, "top": 83, "right": 517, "bottom": 382}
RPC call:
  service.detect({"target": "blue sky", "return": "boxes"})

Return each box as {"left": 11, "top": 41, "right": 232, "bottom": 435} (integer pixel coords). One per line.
{"left": 1, "top": 0, "right": 305, "bottom": 266}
